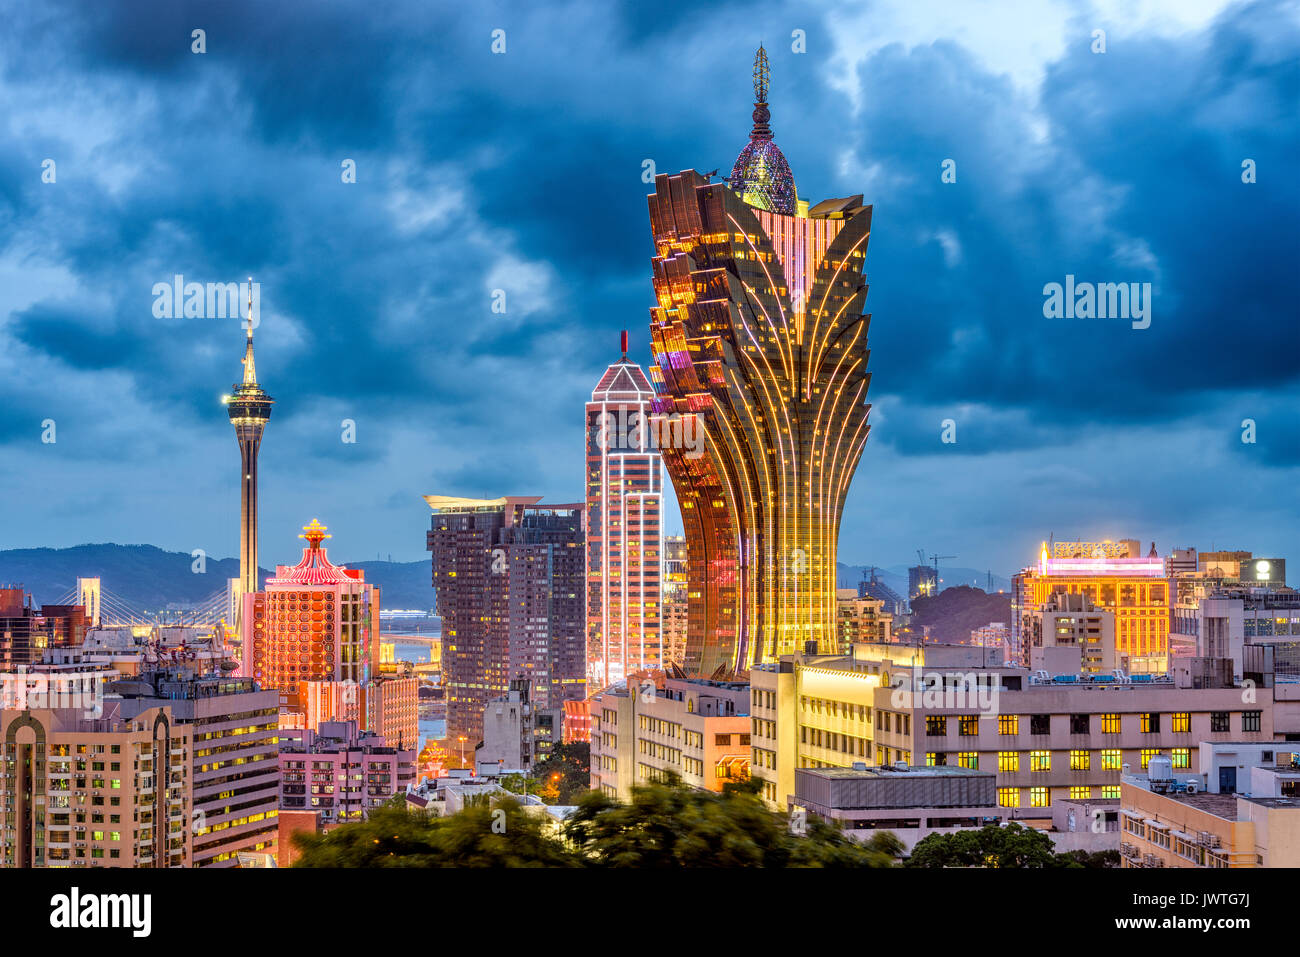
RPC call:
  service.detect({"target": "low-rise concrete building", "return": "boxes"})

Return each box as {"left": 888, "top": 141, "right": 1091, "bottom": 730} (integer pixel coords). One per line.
{"left": 590, "top": 676, "right": 750, "bottom": 801}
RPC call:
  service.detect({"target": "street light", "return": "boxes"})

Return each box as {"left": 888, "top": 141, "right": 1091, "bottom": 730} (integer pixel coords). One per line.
{"left": 457, "top": 735, "right": 467, "bottom": 769}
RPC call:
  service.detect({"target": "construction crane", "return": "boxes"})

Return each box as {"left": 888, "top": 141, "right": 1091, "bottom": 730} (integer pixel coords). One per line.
{"left": 930, "top": 553, "right": 956, "bottom": 594}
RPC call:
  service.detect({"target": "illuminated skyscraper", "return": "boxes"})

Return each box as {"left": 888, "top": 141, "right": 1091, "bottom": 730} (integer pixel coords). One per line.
{"left": 648, "top": 47, "right": 873, "bottom": 674}
{"left": 224, "top": 286, "right": 272, "bottom": 624}
{"left": 585, "top": 331, "right": 664, "bottom": 691}
{"left": 425, "top": 496, "right": 586, "bottom": 746}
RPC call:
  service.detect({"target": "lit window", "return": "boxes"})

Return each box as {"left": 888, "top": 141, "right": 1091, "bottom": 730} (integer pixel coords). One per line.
{"left": 998, "top": 751, "right": 1019, "bottom": 772}
{"left": 1069, "top": 750, "right": 1090, "bottom": 771}
{"left": 997, "top": 787, "right": 1020, "bottom": 808}
{"left": 1030, "top": 750, "right": 1051, "bottom": 772}
{"left": 1030, "top": 787, "right": 1050, "bottom": 808}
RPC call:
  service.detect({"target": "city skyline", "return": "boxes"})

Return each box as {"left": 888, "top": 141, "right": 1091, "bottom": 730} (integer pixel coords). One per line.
{"left": 0, "top": 0, "right": 1297, "bottom": 578}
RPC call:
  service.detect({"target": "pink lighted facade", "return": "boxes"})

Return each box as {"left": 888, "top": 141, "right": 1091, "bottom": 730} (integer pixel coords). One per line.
{"left": 243, "top": 520, "right": 378, "bottom": 717}
{"left": 585, "top": 336, "right": 664, "bottom": 692}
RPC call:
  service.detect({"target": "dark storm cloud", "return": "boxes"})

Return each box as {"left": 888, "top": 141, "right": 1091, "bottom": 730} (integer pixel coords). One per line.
{"left": 0, "top": 0, "right": 1295, "bottom": 563}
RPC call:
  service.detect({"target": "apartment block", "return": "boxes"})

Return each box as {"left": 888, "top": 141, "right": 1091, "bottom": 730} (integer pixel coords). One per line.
{"left": 279, "top": 720, "right": 416, "bottom": 825}
{"left": 0, "top": 703, "right": 192, "bottom": 868}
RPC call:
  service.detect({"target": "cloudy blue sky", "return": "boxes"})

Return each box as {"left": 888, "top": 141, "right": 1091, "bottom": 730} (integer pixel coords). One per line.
{"left": 0, "top": 0, "right": 1296, "bottom": 576}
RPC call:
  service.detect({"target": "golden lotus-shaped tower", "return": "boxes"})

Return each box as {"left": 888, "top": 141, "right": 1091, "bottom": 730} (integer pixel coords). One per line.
{"left": 647, "top": 49, "right": 872, "bottom": 674}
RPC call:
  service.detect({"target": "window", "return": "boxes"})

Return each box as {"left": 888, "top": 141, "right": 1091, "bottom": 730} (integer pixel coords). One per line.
{"left": 1100, "top": 785, "right": 1120, "bottom": 799}
{"left": 1140, "top": 713, "right": 1160, "bottom": 734}
{"left": 925, "top": 716, "right": 947, "bottom": 737}
{"left": 1171, "top": 712, "right": 1191, "bottom": 733}
{"left": 997, "top": 787, "right": 1020, "bottom": 808}
{"left": 1070, "top": 714, "right": 1090, "bottom": 735}
{"left": 926, "top": 752, "right": 946, "bottom": 767}
{"left": 1030, "top": 787, "right": 1050, "bottom": 808}
{"left": 957, "top": 752, "right": 978, "bottom": 770}
{"left": 998, "top": 714, "right": 1019, "bottom": 735}
{"left": 1101, "top": 713, "right": 1121, "bottom": 734}
{"left": 1069, "top": 786, "right": 1091, "bottom": 800}
{"left": 958, "top": 715, "right": 979, "bottom": 736}
{"left": 1171, "top": 748, "right": 1190, "bottom": 769}
{"left": 1100, "top": 749, "right": 1122, "bottom": 770}
{"left": 1030, "top": 714, "right": 1051, "bottom": 735}
{"left": 1030, "top": 750, "right": 1051, "bottom": 772}
{"left": 1211, "top": 711, "right": 1230, "bottom": 733}
{"left": 714, "top": 734, "right": 731, "bottom": 746}
{"left": 1069, "top": 750, "right": 1090, "bottom": 771}
{"left": 998, "top": 751, "right": 1019, "bottom": 772}
{"left": 1243, "top": 711, "right": 1262, "bottom": 733}
{"left": 1140, "top": 749, "right": 1161, "bottom": 769}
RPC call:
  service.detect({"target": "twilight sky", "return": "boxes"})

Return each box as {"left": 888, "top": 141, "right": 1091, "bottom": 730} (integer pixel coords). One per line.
{"left": 0, "top": 0, "right": 1296, "bottom": 576}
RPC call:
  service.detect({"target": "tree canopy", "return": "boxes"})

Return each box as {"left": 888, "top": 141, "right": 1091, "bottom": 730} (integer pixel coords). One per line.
{"left": 293, "top": 777, "right": 900, "bottom": 868}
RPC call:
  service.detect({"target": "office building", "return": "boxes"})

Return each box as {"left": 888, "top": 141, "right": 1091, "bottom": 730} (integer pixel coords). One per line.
{"left": 425, "top": 496, "right": 585, "bottom": 744}
{"left": 647, "top": 47, "right": 873, "bottom": 673}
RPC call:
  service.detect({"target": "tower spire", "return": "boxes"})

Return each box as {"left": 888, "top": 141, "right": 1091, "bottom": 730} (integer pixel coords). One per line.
{"left": 241, "top": 277, "right": 258, "bottom": 385}
{"left": 750, "top": 44, "right": 771, "bottom": 140}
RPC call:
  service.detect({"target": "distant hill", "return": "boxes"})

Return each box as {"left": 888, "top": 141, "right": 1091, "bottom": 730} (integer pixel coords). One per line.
{"left": 0, "top": 544, "right": 434, "bottom": 611}
{"left": 901, "top": 585, "right": 1013, "bottom": 645}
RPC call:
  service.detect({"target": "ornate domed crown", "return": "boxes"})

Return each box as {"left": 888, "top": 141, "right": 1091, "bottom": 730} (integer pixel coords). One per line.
{"left": 728, "top": 45, "right": 798, "bottom": 215}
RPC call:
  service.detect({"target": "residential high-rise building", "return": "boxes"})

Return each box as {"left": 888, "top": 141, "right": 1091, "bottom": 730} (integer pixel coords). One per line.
{"left": 114, "top": 669, "right": 280, "bottom": 867}
{"left": 243, "top": 520, "right": 379, "bottom": 720}
{"left": 224, "top": 287, "right": 273, "bottom": 637}
{"left": 425, "top": 496, "right": 586, "bottom": 745}
{"left": 1013, "top": 540, "right": 1170, "bottom": 673}
{"left": 367, "top": 671, "right": 419, "bottom": 751}
{"left": 661, "top": 535, "right": 689, "bottom": 668}
{"left": 648, "top": 47, "right": 873, "bottom": 674}
{"left": 586, "top": 331, "right": 664, "bottom": 692}
{"left": 1, "top": 700, "right": 193, "bottom": 868}
{"left": 835, "top": 590, "right": 891, "bottom": 651}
